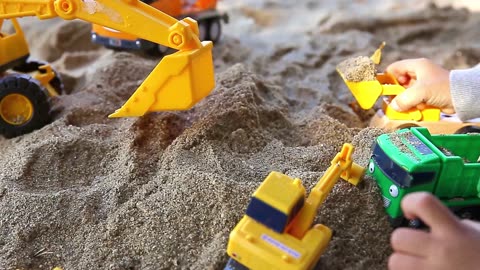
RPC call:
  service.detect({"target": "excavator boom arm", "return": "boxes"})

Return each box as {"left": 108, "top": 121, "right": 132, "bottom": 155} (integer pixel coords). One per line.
{"left": 287, "top": 143, "right": 365, "bottom": 239}
{"left": 0, "top": 0, "right": 215, "bottom": 116}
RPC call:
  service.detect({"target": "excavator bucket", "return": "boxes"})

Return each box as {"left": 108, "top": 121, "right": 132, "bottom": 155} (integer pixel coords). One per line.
{"left": 337, "top": 72, "right": 383, "bottom": 110}
{"left": 336, "top": 143, "right": 365, "bottom": 186}
{"left": 342, "top": 162, "right": 364, "bottom": 186}
{"left": 109, "top": 41, "right": 214, "bottom": 117}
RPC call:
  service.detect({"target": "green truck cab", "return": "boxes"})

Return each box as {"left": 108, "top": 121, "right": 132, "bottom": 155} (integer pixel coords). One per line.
{"left": 368, "top": 127, "right": 480, "bottom": 227}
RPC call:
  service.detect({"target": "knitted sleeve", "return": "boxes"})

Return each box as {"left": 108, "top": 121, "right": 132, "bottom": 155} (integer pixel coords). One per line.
{"left": 450, "top": 66, "right": 480, "bottom": 121}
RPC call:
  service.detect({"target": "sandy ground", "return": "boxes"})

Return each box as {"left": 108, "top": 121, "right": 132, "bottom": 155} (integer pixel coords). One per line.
{"left": 1, "top": 0, "right": 480, "bottom": 269}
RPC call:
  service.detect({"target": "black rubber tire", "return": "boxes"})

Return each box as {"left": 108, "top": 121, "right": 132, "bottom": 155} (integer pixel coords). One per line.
{"left": 407, "top": 218, "right": 424, "bottom": 229}
{"left": 453, "top": 206, "right": 480, "bottom": 220}
{"left": 198, "top": 20, "right": 209, "bottom": 41}
{"left": 0, "top": 74, "right": 51, "bottom": 138}
{"left": 12, "top": 59, "right": 64, "bottom": 95}
{"left": 207, "top": 18, "right": 222, "bottom": 43}
{"left": 145, "top": 44, "right": 171, "bottom": 57}
{"left": 389, "top": 216, "right": 425, "bottom": 229}
{"left": 389, "top": 216, "right": 407, "bottom": 228}
{"left": 142, "top": 40, "right": 172, "bottom": 57}
{"left": 455, "top": 126, "right": 480, "bottom": 134}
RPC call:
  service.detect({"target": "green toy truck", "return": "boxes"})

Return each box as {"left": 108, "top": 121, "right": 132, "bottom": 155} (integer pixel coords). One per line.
{"left": 368, "top": 127, "right": 480, "bottom": 227}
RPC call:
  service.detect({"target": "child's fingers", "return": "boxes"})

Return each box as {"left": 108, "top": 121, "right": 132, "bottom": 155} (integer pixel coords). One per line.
{"left": 390, "top": 228, "right": 432, "bottom": 257}
{"left": 386, "top": 59, "right": 412, "bottom": 76}
{"left": 396, "top": 74, "right": 409, "bottom": 85}
{"left": 401, "top": 192, "right": 459, "bottom": 233}
{"left": 386, "top": 58, "right": 424, "bottom": 78}
{"left": 390, "top": 84, "right": 426, "bottom": 111}
{"left": 388, "top": 252, "right": 427, "bottom": 270}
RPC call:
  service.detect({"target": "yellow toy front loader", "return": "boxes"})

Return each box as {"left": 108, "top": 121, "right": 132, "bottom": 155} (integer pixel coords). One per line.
{"left": 225, "top": 143, "right": 365, "bottom": 270}
{"left": 0, "top": 0, "right": 214, "bottom": 137}
{"left": 0, "top": 17, "right": 64, "bottom": 137}
{"left": 337, "top": 43, "right": 480, "bottom": 134}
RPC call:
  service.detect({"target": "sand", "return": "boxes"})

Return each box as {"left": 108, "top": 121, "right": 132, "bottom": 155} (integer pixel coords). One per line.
{"left": 1, "top": 1, "right": 480, "bottom": 269}
{"left": 336, "top": 56, "right": 377, "bottom": 82}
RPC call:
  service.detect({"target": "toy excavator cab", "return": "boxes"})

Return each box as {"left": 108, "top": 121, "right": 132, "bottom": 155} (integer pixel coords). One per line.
{"left": 245, "top": 172, "right": 306, "bottom": 234}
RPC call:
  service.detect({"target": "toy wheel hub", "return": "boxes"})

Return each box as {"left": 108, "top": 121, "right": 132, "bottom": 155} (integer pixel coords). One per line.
{"left": 0, "top": 93, "right": 34, "bottom": 125}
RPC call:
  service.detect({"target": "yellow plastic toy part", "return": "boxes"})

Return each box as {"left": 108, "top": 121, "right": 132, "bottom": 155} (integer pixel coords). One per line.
{"left": 338, "top": 44, "right": 441, "bottom": 122}
{"left": 228, "top": 215, "right": 332, "bottom": 270}
{"left": 252, "top": 173, "right": 306, "bottom": 219}
{"left": 109, "top": 41, "right": 214, "bottom": 116}
{"left": 287, "top": 143, "right": 364, "bottom": 239}
{"left": 377, "top": 73, "right": 440, "bottom": 121}
{"left": 0, "top": 93, "right": 33, "bottom": 125}
{"left": 383, "top": 102, "right": 422, "bottom": 121}
{"left": 226, "top": 144, "right": 365, "bottom": 270}
{"left": 0, "top": 0, "right": 215, "bottom": 117}
{"left": 227, "top": 171, "right": 332, "bottom": 270}
{"left": 33, "top": 64, "right": 59, "bottom": 97}
{"left": 421, "top": 107, "right": 442, "bottom": 121}
{"left": 0, "top": 19, "right": 29, "bottom": 65}
{"left": 340, "top": 78, "right": 382, "bottom": 110}
{"left": 370, "top": 41, "right": 385, "bottom": 65}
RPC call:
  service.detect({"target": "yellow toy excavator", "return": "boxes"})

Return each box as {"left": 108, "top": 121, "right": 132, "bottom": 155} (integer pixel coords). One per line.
{"left": 225, "top": 143, "right": 365, "bottom": 270}
{"left": 0, "top": 0, "right": 214, "bottom": 137}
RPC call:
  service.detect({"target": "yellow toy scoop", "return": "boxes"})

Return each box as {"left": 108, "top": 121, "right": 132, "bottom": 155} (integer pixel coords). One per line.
{"left": 337, "top": 42, "right": 440, "bottom": 121}
{"left": 336, "top": 41, "right": 386, "bottom": 110}
{"left": 337, "top": 72, "right": 383, "bottom": 110}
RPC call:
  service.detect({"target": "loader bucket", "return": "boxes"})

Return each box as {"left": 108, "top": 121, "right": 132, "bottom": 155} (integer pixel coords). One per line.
{"left": 109, "top": 41, "right": 215, "bottom": 117}
{"left": 337, "top": 70, "right": 383, "bottom": 110}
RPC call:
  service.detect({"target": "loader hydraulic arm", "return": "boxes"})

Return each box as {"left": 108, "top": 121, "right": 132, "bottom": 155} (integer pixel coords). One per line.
{"left": 287, "top": 143, "right": 365, "bottom": 239}
{"left": 0, "top": 0, "right": 202, "bottom": 51}
{"left": 0, "top": 0, "right": 215, "bottom": 116}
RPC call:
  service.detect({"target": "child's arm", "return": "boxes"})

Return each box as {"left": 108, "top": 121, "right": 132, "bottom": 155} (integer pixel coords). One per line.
{"left": 389, "top": 192, "right": 480, "bottom": 270}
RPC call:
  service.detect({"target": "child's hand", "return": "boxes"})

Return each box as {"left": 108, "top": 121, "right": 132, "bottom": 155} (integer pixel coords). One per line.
{"left": 389, "top": 192, "right": 480, "bottom": 270}
{"left": 386, "top": 58, "right": 455, "bottom": 114}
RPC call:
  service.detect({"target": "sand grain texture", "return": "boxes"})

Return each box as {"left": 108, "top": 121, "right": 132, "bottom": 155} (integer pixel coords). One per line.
{"left": 337, "top": 56, "right": 377, "bottom": 82}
